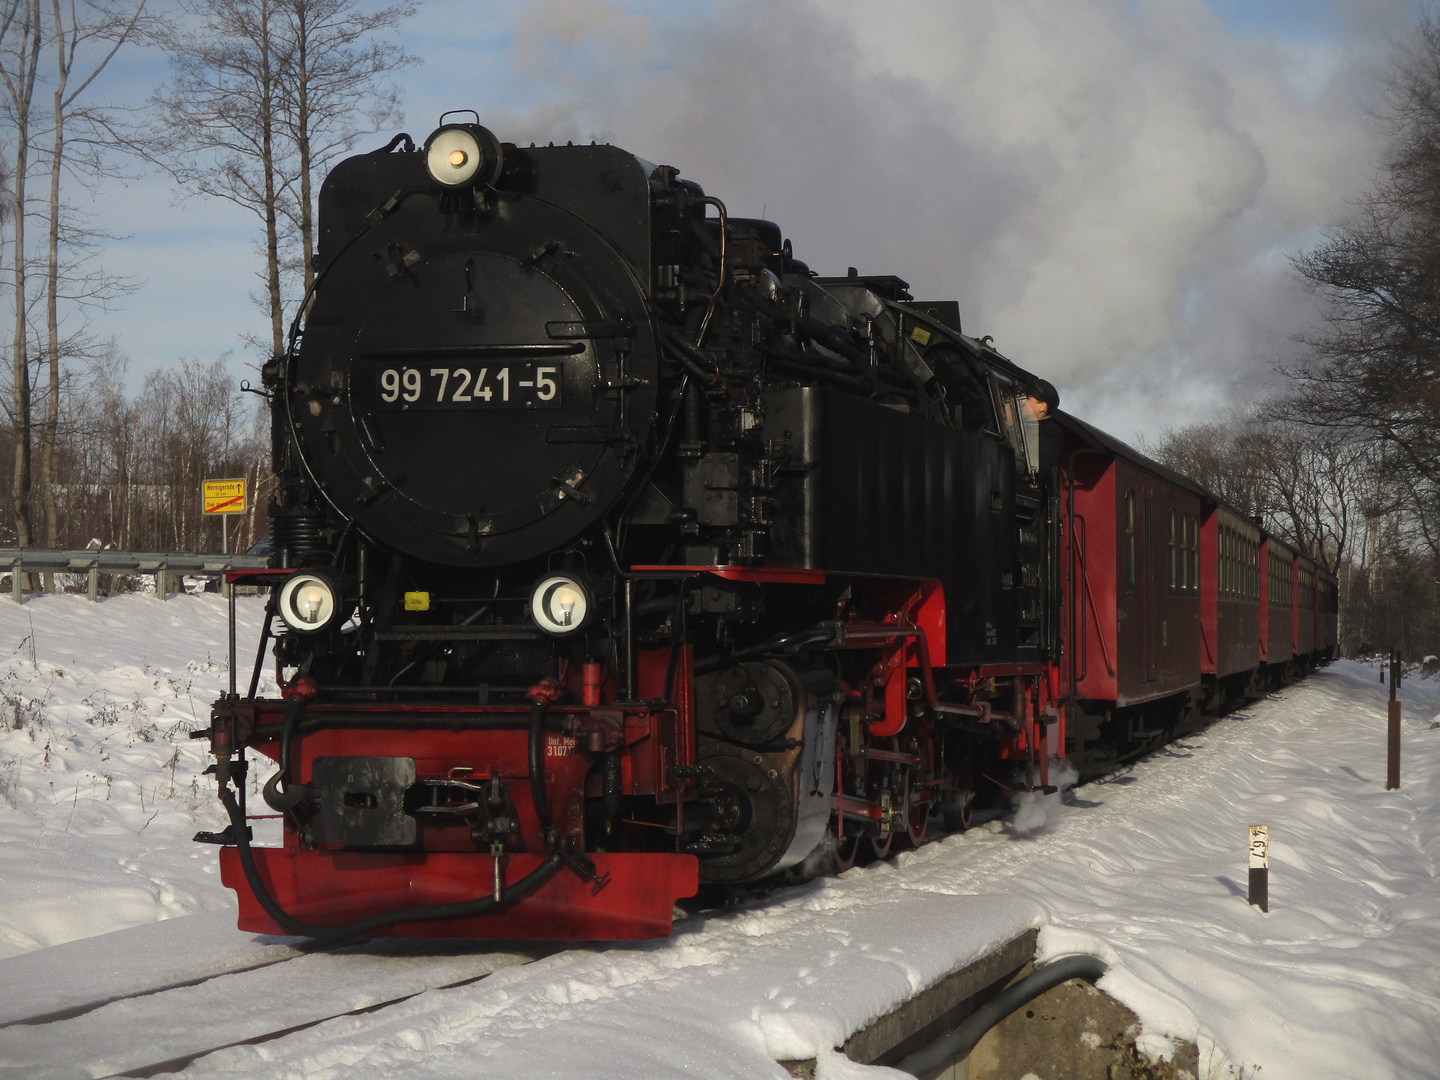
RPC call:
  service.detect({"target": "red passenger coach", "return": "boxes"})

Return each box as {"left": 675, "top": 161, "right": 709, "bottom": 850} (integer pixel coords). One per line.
{"left": 1054, "top": 414, "right": 1334, "bottom": 776}
{"left": 1206, "top": 509, "right": 1261, "bottom": 685}
{"left": 1262, "top": 538, "right": 1295, "bottom": 668}
{"left": 1296, "top": 557, "right": 1317, "bottom": 657}
{"left": 1058, "top": 417, "right": 1207, "bottom": 773}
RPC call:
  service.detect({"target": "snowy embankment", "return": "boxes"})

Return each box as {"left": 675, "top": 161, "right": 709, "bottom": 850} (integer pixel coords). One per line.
{"left": 0, "top": 594, "right": 1436, "bottom": 1079}
{"left": 0, "top": 593, "right": 277, "bottom": 957}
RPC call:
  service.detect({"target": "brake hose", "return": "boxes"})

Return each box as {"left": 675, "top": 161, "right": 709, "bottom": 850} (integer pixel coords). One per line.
{"left": 261, "top": 698, "right": 307, "bottom": 812}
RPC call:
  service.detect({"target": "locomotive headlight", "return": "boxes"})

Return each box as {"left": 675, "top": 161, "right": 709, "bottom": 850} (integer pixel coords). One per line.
{"left": 423, "top": 123, "right": 503, "bottom": 189}
{"left": 278, "top": 573, "right": 340, "bottom": 634}
{"left": 530, "top": 574, "right": 593, "bottom": 636}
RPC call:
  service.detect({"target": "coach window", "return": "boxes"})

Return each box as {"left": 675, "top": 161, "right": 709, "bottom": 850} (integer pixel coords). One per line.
{"left": 1179, "top": 515, "right": 1187, "bottom": 592}
{"left": 1224, "top": 526, "right": 1232, "bottom": 597}
{"left": 1179, "top": 514, "right": 1188, "bottom": 592}
{"left": 1217, "top": 527, "right": 1224, "bottom": 597}
{"left": 1124, "top": 492, "right": 1136, "bottom": 590}
{"left": 1168, "top": 510, "right": 1177, "bottom": 593}
{"left": 1190, "top": 516, "right": 1200, "bottom": 594}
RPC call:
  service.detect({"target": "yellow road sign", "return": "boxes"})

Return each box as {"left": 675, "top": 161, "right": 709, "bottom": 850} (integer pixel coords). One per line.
{"left": 203, "top": 479, "right": 247, "bottom": 516}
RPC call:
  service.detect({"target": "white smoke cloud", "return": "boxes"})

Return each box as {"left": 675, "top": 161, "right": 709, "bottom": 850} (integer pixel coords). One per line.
{"left": 448, "top": 0, "right": 1405, "bottom": 439}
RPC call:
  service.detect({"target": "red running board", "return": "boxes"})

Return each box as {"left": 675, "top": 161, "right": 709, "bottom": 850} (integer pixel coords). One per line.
{"left": 220, "top": 849, "right": 699, "bottom": 940}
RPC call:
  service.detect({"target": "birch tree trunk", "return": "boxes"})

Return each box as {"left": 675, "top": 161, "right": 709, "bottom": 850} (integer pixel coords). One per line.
{"left": 3, "top": 0, "right": 41, "bottom": 549}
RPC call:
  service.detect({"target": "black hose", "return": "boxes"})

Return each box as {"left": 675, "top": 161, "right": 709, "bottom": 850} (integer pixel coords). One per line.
{"left": 217, "top": 781, "right": 562, "bottom": 939}
{"left": 893, "top": 954, "right": 1110, "bottom": 1078}
{"left": 526, "top": 699, "right": 594, "bottom": 881}
{"left": 261, "top": 699, "right": 308, "bottom": 812}
{"left": 278, "top": 698, "right": 302, "bottom": 784}
{"left": 693, "top": 627, "right": 836, "bottom": 675}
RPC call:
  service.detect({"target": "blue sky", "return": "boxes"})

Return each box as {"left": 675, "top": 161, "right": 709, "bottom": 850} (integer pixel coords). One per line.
{"left": 55, "top": 0, "right": 1416, "bottom": 438}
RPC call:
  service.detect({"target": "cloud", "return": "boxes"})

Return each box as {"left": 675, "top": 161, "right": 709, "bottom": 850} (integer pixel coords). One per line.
{"left": 484, "top": 0, "right": 1404, "bottom": 439}
{"left": 512, "top": 0, "right": 653, "bottom": 85}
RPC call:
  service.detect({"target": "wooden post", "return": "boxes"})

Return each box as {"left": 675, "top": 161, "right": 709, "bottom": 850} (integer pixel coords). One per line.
{"left": 1248, "top": 825, "right": 1268, "bottom": 912}
{"left": 1387, "top": 650, "right": 1401, "bottom": 790}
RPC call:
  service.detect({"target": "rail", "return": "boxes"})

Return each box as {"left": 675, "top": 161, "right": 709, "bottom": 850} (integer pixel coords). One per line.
{"left": 0, "top": 547, "right": 269, "bottom": 602}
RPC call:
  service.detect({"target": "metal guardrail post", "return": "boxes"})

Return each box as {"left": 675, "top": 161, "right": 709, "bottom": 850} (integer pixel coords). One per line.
{"left": 9, "top": 562, "right": 19, "bottom": 603}
{"left": 66, "top": 556, "right": 100, "bottom": 602}
{"left": 157, "top": 565, "right": 168, "bottom": 601}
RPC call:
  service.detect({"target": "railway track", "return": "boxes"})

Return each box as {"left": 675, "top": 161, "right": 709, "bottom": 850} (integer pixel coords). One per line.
{"left": 0, "top": 933, "right": 544, "bottom": 1079}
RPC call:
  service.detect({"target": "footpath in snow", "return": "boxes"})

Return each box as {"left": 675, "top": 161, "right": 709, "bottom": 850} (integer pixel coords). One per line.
{"left": 0, "top": 594, "right": 1436, "bottom": 1078}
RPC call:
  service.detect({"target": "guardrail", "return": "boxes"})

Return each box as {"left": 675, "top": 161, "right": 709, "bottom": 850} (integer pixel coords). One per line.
{"left": 0, "top": 547, "right": 270, "bottom": 602}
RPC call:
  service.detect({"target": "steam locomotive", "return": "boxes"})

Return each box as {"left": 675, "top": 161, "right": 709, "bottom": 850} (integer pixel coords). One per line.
{"left": 199, "top": 116, "right": 1337, "bottom": 940}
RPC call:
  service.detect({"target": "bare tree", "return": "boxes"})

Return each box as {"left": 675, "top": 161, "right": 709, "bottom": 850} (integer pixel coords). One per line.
{"left": 38, "top": 0, "right": 148, "bottom": 555}
{"left": 1, "top": 0, "right": 42, "bottom": 547}
{"left": 50, "top": 354, "right": 266, "bottom": 553}
{"left": 149, "top": 0, "right": 295, "bottom": 357}
{"left": 1146, "top": 408, "right": 1375, "bottom": 577}
{"left": 277, "top": 0, "right": 412, "bottom": 295}
{"left": 1289, "top": 16, "right": 1440, "bottom": 555}
{"left": 1142, "top": 416, "right": 1267, "bottom": 519}
{"left": 146, "top": 0, "right": 414, "bottom": 358}
{"left": 1249, "top": 418, "right": 1376, "bottom": 578}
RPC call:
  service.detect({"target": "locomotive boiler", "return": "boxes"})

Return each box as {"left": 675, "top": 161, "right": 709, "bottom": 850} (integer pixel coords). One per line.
{"left": 197, "top": 115, "right": 1333, "bottom": 941}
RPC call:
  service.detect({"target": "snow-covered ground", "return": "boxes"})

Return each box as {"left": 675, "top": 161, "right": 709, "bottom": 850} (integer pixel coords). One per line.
{"left": 0, "top": 593, "right": 1436, "bottom": 1079}
{"left": 0, "top": 593, "right": 278, "bottom": 957}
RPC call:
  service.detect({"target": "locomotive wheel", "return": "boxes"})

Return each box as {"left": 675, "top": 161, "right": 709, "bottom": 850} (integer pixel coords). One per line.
{"left": 866, "top": 830, "right": 894, "bottom": 861}
{"left": 692, "top": 742, "right": 797, "bottom": 885}
{"left": 866, "top": 736, "right": 902, "bottom": 860}
{"left": 899, "top": 734, "right": 931, "bottom": 848}
{"left": 906, "top": 789, "right": 929, "bottom": 847}
{"left": 835, "top": 829, "right": 861, "bottom": 872}
{"left": 940, "top": 759, "right": 975, "bottom": 832}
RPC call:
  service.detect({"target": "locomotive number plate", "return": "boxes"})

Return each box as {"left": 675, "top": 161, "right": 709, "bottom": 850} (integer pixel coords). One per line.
{"left": 375, "top": 363, "right": 562, "bottom": 410}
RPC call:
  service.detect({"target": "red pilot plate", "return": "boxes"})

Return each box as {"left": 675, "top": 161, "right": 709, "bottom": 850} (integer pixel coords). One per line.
{"left": 220, "top": 848, "right": 699, "bottom": 940}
